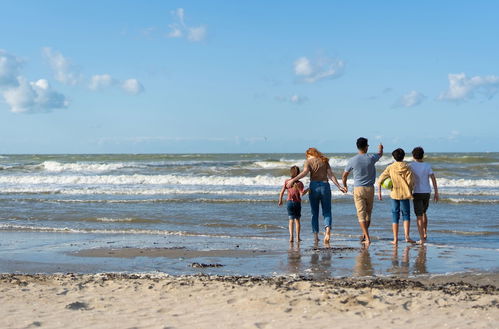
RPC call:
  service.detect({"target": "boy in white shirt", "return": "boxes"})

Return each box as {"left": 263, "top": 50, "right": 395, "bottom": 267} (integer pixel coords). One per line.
{"left": 409, "top": 147, "right": 439, "bottom": 244}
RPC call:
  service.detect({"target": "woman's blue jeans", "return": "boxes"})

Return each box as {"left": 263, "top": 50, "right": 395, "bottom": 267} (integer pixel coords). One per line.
{"left": 309, "top": 181, "right": 332, "bottom": 233}
{"left": 391, "top": 199, "right": 411, "bottom": 224}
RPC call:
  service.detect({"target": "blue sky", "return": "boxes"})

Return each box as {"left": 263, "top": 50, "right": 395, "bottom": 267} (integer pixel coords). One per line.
{"left": 1, "top": 1, "right": 498, "bottom": 153}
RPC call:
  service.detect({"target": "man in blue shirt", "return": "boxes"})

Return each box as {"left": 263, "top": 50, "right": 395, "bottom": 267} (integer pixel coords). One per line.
{"left": 342, "top": 137, "right": 383, "bottom": 246}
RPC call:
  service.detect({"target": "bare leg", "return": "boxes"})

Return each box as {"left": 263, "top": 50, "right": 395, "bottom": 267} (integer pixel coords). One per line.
{"left": 359, "top": 221, "right": 370, "bottom": 246}
{"left": 295, "top": 219, "right": 301, "bottom": 241}
{"left": 288, "top": 220, "right": 293, "bottom": 242}
{"left": 392, "top": 223, "right": 399, "bottom": 245}
{"left": 416, "top": 215, "right": 425, "bottom": 244}
{"left": 423, "top": 213, "right": 428, "bottom": 239}
{"left": 404, "top": 221, "right": 415, "bottom": 243}
{"left": 324, "top": 226, "right": 331, "bottom": 245}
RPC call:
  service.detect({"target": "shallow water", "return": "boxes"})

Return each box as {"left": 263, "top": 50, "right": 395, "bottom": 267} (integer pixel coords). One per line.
{"left": 0, "top": 153, "right": 497, "bottom": 276}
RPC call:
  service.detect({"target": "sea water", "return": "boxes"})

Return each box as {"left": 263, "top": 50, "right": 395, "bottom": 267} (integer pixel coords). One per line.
{"left": 0, "top": 153, "right": 497, "bottom": 277}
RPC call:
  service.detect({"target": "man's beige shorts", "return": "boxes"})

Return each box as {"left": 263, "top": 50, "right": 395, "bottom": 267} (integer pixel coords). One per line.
{"left": 353, "top": 186, "right": 374, "bottom": 222}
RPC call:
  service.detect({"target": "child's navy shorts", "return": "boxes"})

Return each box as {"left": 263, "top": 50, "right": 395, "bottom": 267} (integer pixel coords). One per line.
{"left": 286, "top": 201, "right": 301, "bottom": 219}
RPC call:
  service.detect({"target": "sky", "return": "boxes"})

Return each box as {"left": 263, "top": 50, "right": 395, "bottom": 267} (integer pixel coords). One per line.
{"left": 0, "top": 0, "right": 498, "bottom": 154}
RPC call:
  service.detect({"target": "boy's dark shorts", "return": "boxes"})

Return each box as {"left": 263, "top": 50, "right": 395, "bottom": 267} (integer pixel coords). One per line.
{"left": 413, "top": 193, "right": 430, "bottom": 216}
{"left": 286, "top": 201, "right": 301, "bottom": 219}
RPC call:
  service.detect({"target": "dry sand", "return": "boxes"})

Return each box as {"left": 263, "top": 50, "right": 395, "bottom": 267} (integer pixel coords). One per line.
{"left": 1, "top": 273, "right": 497, "bottom": 329}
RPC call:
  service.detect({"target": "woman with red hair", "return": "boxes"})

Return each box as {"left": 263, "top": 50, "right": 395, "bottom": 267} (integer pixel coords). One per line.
{"left": 287, "top": 148, "right": 346, "bottom": 244}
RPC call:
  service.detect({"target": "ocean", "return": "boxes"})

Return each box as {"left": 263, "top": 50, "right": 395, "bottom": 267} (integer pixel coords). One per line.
{"left": 0, "top": 153, "right": 497, "bottom": 277}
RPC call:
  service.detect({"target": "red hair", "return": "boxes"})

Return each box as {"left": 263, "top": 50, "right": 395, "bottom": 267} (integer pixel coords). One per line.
{"left": 306, "top": 147, "right": 329, "bottom": 164}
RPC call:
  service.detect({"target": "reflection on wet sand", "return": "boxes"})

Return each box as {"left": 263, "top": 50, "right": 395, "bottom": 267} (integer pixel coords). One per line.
{"left": 414, "top": 245, "right": 427, "bottom": 274}
{"left": 283, "top": 241, "right": 429, "bottom": 278}
{"left": 389, "top": 245, "right": 411, "bottom": 277}
{"left": 353, "top": 249, "right": 374, "bottom": 277}
{"left": 286, "top": 242, "right": 302, "bottom": 274}
{"left": 310, "top": 245, "right": 332, "bottom": 279}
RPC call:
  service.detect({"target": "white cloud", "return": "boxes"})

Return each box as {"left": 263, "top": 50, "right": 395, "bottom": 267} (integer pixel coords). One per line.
{"left": 42, "top": 47, "right": 80, "bottom": 85}
{"left": 2, "top": 77, "right": 68, "bottom": 113}
{"left": 0, "top": 50, "right": 23, "bottom": 87}
{"left": 290, "top": 94, "right": 308, "bottom": 104}
{"left": 89, "top": 74, "right": 144, "bottom": 95}
{"left": 438, "top": 73, "right": 499, "bottom": 101}
{"left": 395, "top": 90, "right": 426, "bottom": 108}
{"left": 294, "top": 57, "right": 313, "bottom": 76}
{"left": 293, "top": 55, "right": 344, "bottom": 83}
{"left": 174, "top": 8, "right": 185, "bottom": 25}
{"left": 121, "top": 79, "right": 144, "bottom": 95}
{"left": 188, "top": 26, "right": 207, "bottom": 42}
{"left": 275, "top": 94, "right": 308, "bottom": 104}
{"left": 167, "top": 8, "right": 207, "bottom": 42}
{"left": 168, "top": 25, "right": 183, "bottom": 38}
{"left": 89, "top": 74, "right": 115, "bottom": 90}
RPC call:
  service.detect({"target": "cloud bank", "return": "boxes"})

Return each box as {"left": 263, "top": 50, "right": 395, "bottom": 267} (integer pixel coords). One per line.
{"left": 168, "top": 8, "right": 207, "bottom": 42}
{"left": 439, "top": 73, "right": 499, "bottom": 101}
{"left": 293, "top": 56, "right": 344, "bottom": 83}
{"left": 0, "top": 50, "right": 23, "bottom": 87}
{"left": 1, "top": 49, "right": 69, "bottom": 114}
{"left": 42, "top": 47, "right": 81, "bottom": 85}
{"left": 394, "top": 90, "right": 426, "bottom": 108}
{"left": 3, "top": 78, "right": 69, "bottom": 113}
{"left": 89, "top": 74, "right": 144, "bottom": 94}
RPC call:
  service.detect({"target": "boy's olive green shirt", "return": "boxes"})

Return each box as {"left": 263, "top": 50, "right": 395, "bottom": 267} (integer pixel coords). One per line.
{"left": 378, "top": 161, "right": 414, "bottom": 200}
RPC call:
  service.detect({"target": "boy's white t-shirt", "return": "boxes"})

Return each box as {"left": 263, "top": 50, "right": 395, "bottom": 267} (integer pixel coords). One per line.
{"left": 410, "top": 161, "right": 433, "bottom": 193}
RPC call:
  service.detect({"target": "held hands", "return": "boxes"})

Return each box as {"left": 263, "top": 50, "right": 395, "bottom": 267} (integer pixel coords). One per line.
{"left": 338, "top": 186, "right": 347, "bottom": 193}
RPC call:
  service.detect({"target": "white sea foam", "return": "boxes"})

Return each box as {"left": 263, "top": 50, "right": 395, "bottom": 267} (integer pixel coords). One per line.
{"left": 94, "top": 217, "right": 135, "bottom": 222}
{"left": 0, "top": 174, "right": 289, "bottom": 186}
{"left": 252, "top": 156, "right": 393, "bottom": 170}
{"left": 39, "top": 161, "right": 130, "bottom": 172}
{"left": 0, "top": 174, "right": 497, "bottom": 189}
{"left": 445, "top": 198, "right": 499, "bottom": 204}
{"left": 436, "top": 178, "right": 499, "bottom": 188}
{"left": 0, "top": 224, "right": 278, "bottom": 240}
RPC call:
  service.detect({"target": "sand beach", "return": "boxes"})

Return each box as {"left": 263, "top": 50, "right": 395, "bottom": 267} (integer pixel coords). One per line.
{"left": 1, "top": 272, "right": 498, "bottom": 329}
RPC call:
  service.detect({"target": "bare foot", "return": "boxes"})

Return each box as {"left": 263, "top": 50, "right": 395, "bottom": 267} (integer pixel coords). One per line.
{"left": 297, "top": 238, "right": 302, "bottom": 242}
{"left": 362, "top": 239, "right": 371, "bottom": 247}
{"left": 406, "top": 238, "right": 416, "bottom": 244}
{"left": 289, "top": 238, "right": 294, "bottom": 242}
{"left": 324, "top": 234, "right": 330, "bottom": 245}
{"left": 416, "top": 239, "right": 425, "bottom": 245}
{"left": 391, "top": 240, "right": 398, "bottom": 245}
{"left": 359, "top": 235, "right": 365, "bottom": 242}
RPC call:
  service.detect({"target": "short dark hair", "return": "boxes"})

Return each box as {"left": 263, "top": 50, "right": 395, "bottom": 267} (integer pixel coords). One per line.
{"left": 356, "top": 137, "right": 368, "bottom": 150}
{"left": 392, "top": 148, "right": 405, "bottom": 161}
{"left": 412, "top": 146, "right": 424, "bottom": 160}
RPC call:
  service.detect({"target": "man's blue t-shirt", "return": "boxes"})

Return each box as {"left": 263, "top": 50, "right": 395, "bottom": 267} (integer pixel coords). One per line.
{"left": 344, "top": 153, "right": 381, "bottom": 187}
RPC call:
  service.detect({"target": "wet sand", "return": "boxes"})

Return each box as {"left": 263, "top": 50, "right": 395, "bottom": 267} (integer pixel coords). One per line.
{"left": 72, "top": 247, "right": 277, "bottom": 259}
{"left": 1, "top": 273, "right": 497, "bottom": 329}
